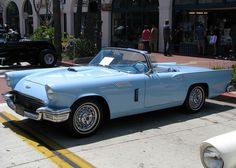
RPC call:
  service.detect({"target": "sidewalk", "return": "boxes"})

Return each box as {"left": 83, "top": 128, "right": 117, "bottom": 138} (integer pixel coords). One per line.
{"left": 61, "top": 52, "right": 236, "bottom": 103}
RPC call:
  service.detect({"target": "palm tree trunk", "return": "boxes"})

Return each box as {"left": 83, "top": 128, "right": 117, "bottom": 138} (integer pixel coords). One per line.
{"left": 53, "top": 0, "right": 62, "bottom": 61}
{"left": 74, "top": 0, "right": 83, "bottom": 38}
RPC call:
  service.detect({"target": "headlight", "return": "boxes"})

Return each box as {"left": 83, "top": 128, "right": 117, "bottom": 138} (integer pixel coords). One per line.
{"left": 202, "top": 146, "right": 224, "bottom": 168}
{"left": 45, "top": 85, "right": 54, "bottom": 100}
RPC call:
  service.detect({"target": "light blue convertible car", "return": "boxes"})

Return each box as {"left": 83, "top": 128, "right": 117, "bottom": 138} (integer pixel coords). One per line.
{"left": 2, "top": 47, "right": 233, "bottom": 137}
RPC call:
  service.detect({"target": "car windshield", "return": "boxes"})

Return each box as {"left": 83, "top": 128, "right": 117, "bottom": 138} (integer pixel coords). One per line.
{"left": 89, "top": 48, "right": 149, "bottom": 74}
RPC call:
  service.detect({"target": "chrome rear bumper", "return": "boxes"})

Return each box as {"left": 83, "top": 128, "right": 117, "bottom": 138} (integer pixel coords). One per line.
{"left": 2, "top": 92, "right": 71, "bottom": 122}
{"left": 226, "top": 85, "right": 235, "bottom": 92}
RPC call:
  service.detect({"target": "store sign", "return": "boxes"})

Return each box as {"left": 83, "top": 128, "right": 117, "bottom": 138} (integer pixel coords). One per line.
{"left": 188, "top": 11, "right": 208, "bottom": 15}
{"left": 102, "top": 3, "right": 112, "bottom": 11}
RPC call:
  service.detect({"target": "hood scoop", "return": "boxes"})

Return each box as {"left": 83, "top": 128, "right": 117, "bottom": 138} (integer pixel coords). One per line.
{"left": 67, "top": 67, "right": 78, "bottom": 72}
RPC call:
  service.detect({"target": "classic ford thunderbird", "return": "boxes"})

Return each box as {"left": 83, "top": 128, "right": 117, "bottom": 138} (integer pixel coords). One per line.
{"left": 2, "top": 48, "right": 233, "bottom": 137}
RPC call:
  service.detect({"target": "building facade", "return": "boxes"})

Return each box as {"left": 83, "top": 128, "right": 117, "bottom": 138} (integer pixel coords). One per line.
{"left": 1, "top": 0, "right": 236, "bottom": 53}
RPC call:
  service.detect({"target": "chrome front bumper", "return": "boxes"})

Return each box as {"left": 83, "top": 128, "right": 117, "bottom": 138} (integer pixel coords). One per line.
{"left": 2, "top": 93, "right": 71, "bottom": 122}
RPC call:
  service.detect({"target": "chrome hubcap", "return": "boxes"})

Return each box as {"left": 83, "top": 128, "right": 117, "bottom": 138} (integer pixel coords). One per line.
{"left": 73, "top": 103, "right": 99, "bottom": 132}
{"left": 189, "top": 87, "right": 204, "bottom": 110}
{"left": 44, "top": 53, "right": 55, "bottom": 65}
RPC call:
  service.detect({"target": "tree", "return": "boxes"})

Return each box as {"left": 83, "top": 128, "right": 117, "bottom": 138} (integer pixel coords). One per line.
{"left": 84, "top": 0, "right": 102, "bottom": 50}
{"left": 74, "top": 0, "right": 83, "bottom": 38}
{"left": 53, "top": 0, "right": 62, "bottom": 61}
{"left": 84, "top": 0, "right": 96, "bottom": 43}
{"left": 32, "top": 0, "right": 53, "bottom": 27}
{"left": 96, "top": 0, "right": 102, "bottom": 50}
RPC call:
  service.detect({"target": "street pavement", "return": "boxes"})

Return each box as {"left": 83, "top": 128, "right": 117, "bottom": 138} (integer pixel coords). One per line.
{"left": 0, "top": 53, "right": 236, "bottom": 168}
{"left": 0, "top": 99, "right": 236, "bottom": 168}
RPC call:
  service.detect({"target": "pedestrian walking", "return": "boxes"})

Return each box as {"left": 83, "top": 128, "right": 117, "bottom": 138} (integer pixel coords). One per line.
{"left": 150, "top": 24, "right": 158, "bottom": 52}
{"left": 163, "top": 20, "right": 172, "bottom": 56}
{"left": 230, "top": 23, "right": 236, "bottom": 52}
{"left": 208, "top": 31, "right": 217, "bottom": 56}
{"left": 141, "top": 25, "right": 151, "bottom": 52}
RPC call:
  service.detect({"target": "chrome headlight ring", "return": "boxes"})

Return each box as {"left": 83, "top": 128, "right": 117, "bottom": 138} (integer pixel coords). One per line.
{"left": 45, "top": 85, "right": 54, "bottom": 100}
{"left": 201, "top": 146, "right": 224, "bottom": 168}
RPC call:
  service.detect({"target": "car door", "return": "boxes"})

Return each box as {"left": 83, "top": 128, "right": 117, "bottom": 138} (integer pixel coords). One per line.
{"left": 145, "top": 72, "right": 186, "bottom": 108}
{"left": 0, "top": 36, "right": 8, "bottom": 63}
{"left": 107, "top": 74, "right": 147, "bottom": 118}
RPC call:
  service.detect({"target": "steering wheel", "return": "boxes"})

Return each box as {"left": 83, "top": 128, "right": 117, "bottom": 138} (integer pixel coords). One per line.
{"left": 131, "top": 61, "right": 147, "bottom": 73}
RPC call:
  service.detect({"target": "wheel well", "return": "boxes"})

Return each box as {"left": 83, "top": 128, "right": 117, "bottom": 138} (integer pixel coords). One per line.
{"left": 189, "top": 83, "right": 209, "bottom": 98}
{"left": 71, "top": 96, "right": 111, "bottom": 121}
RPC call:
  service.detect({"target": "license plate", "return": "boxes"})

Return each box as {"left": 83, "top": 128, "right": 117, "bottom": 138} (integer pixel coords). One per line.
{"left": 15, "top": 104, "right": 24, "bottom": 116}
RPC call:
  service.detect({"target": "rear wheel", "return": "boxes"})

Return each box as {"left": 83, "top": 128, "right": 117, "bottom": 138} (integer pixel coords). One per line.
{"left": 184, "top": 85, "right": 206, "bottom": 113}
{"left": 39, "top": 49, "right": 57, "bottom": 67}
{"left": 66, "top": 99, "right": 104, "bottom": 137}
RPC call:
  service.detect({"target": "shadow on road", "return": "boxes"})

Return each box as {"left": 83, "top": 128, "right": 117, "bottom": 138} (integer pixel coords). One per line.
{"left": 1, "top": 100, "right": 235, "bottom": 152}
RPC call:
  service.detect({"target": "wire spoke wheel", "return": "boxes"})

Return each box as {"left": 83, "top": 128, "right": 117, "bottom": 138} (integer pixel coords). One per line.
{"left": 73, "top": 103, "right": 99, "bottom": 133}
{"left": 189, "top": 87, "right": 204, "bottom": 110}
{"left": 185, "top": 85, "right": 206, "bottom": 113}
{"left": 67, "top": 99, "right": 104, "bottom": 137}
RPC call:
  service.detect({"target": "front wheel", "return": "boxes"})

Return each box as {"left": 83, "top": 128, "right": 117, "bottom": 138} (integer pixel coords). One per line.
{"left": 66, "top": 99, "right": 104, "bottom": 137}
{"left": 184, "top": 85, "right": 206, "bottom": 113}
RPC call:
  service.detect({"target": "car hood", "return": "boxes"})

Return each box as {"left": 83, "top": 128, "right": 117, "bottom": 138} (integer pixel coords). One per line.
{"left": 24, "top": 66, "right": 127, "bottom": 86}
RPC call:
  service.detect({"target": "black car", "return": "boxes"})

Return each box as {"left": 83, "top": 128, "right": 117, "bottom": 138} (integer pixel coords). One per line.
{"left": 0, "top": 34, "right": 57, "bottom": 67}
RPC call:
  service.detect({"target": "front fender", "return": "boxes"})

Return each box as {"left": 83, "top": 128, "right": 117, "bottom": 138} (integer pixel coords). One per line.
{"left": 6, "top": 68, "right": 52, "bottom": 89}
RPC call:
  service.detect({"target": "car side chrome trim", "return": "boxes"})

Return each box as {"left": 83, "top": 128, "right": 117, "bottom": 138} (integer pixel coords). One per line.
{"left": 2, "top": 92, "right": 71, "bottom": 122}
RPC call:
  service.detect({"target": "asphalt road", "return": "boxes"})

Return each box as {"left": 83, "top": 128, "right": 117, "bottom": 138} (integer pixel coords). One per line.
{"left": 0, "top": 65, "right": 236, "bottom": 168}
{"left": 0, "top": 99, "right": 236, "bottom": 168}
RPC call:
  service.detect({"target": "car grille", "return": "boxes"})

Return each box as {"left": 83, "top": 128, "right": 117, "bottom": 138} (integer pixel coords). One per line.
{"left": 12, "top": 91, "right": 45, "bottom": 113}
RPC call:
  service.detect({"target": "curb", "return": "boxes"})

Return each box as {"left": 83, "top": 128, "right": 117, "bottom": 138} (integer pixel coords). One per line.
{"left": 214, "top": 93, "right": 236, "bottom": 104}
{"left": 221, "top": 92, "right": 236, "bottom": 98}
{"left": 59, "top": 61, "right": 77, "bottom": 67}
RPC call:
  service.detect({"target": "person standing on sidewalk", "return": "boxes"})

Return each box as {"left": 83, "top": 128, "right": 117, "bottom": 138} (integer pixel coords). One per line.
{"left": 141, "top": 25, "right": 151, "bottom": 52}
{"left": 163, "top": 20, "right": 172, "bottom": 56}
{"left": 230, "top": 23, "right": 236, "bottom": 52}
{"left": 150, "top": 24, "right": 158, "bottom": 52}
{"left": 195, "top": 23, "right": 206, "bottom": 55}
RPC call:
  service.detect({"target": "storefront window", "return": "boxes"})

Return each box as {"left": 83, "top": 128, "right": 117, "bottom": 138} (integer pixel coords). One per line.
{"left": 173, "top": 0, "right": 236, "bottom": 55}
{"left": 198, "top": 0, "right": 223, "bottom": 3}
{"left": 112, "top": 0, "right": 159, "bottom": 48}
{"left": 226, "top": 0, "right": 236, "bottom": 2}
{"left": 175, "top": 0, "right": 196, "bottom": 5}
